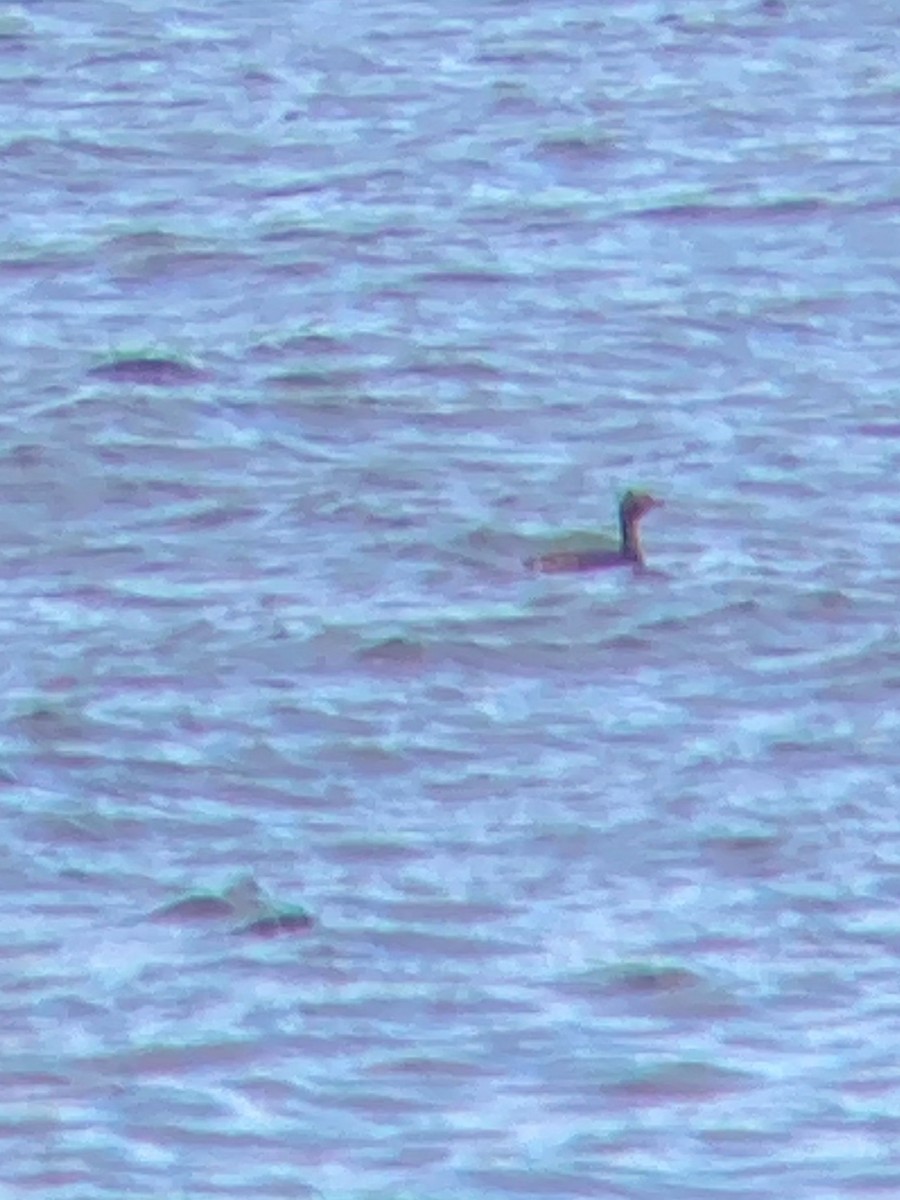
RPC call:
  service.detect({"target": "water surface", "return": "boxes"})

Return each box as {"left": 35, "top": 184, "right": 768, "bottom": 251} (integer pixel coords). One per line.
{"left": 4, "top": 1, "right": 900, "bottom": 1197}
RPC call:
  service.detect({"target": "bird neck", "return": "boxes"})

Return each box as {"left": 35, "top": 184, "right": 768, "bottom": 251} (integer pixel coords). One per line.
{"left": 620, "top": 513, "right": 644, "bottom": 563}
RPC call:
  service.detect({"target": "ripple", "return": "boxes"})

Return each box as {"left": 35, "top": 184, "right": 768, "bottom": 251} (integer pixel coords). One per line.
{"left": 89, "top": 356, "right": 209, "bottom": 385}
{"left": 464, "top": 1167, "right": 620, "bottom": 1198}
{"left": 233, "top": 909, "right": 314, "bottom": 938}
{"left": 609, "top": 1060, "right": 756, "bottom": 1103}
{"left": 363, "top": 927, "right": 530, "bottom": 961}
{"left": 356, "top": 637, "right": 427, "bottom": 669}
{"left": 635, "top": 198, "right": 827, "bottom": 224}
{"left": 702, "top": 832, "right": 786, "bottom": 879}
{"left": 558, "top": 961, "right": 743, "bottom": 1020}
{"left": 149, "top": 877, "right": 314, "bottom": 938}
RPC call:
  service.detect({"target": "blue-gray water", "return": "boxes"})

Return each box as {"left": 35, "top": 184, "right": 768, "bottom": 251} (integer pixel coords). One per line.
{"left": 4, "top": 1, "right": 900, "bottom": 1196}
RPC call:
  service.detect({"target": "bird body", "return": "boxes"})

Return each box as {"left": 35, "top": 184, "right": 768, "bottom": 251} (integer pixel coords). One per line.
{"left": 526, "top": 490, "right": 663, "bottom": 574}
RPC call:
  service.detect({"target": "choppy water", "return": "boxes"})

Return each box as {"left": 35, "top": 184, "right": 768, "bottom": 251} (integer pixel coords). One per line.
{"left": 4, "top": 1, "right": 900, "bottom": 1196}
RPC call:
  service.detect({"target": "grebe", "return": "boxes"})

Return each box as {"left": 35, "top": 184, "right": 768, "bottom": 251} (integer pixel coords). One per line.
{"left": 526, "top": 490, "right": 663, "bottom": 574}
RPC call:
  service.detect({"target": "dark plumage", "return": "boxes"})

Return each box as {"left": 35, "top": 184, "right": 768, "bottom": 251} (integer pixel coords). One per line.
{"left": 526, "top": 490, "right": 663, "bottom": 574}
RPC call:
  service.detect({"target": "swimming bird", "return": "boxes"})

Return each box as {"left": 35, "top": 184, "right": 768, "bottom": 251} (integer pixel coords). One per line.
{"left": 526, "top": 489, "right": 664, "bottom": 574}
